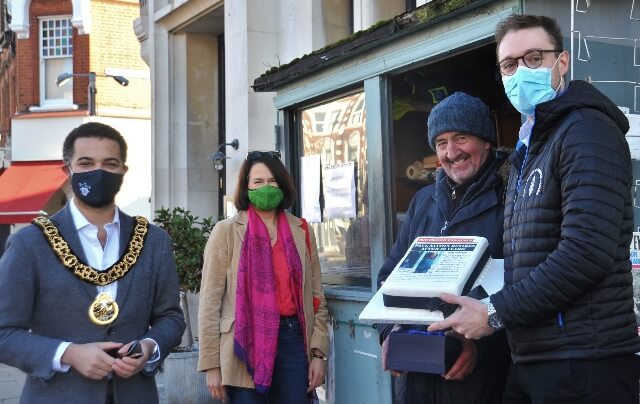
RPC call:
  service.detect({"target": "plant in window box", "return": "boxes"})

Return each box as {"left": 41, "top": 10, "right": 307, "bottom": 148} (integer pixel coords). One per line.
{"left": 153, "top": 207, "right": 215, "bottom": 351}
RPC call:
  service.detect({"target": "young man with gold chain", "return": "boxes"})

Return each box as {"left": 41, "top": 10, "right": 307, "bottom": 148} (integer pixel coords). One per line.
{"left": 0, "top": 122, "right": 185, "bottom": 403}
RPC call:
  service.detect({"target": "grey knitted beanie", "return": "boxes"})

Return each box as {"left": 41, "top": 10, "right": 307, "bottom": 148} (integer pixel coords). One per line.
{"left": 427, "top": 92, "right": 496, "bottom": 150}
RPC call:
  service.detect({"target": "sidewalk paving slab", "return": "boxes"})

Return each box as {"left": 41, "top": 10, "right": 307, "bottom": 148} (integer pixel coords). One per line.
{"left": 0, "top": 363, "right": 169, "bottom": 403}
{"left": 0, "top": 364, "right": 25, "bottom": 404}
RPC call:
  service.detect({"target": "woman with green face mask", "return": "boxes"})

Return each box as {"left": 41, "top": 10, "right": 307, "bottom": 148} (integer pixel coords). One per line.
{"left": 198, "top": 151, "right": 329, "bottom": 404}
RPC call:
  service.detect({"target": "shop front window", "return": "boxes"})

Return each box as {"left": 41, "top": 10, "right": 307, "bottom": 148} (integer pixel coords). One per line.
{"left": 298, "top": 92, "right": 370, "bottom": 286}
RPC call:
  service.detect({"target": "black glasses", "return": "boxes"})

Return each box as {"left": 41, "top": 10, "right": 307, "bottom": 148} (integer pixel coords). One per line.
{"left": 498, "top": 49, "right": 562, "bottom": 76}
{"left": 246, "top": 150, "right": 281, "bottom": 161}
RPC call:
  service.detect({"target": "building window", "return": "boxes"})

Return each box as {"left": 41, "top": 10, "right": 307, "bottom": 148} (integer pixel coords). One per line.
{"left": 39, "top": 16, "right": 73, "bottom": 106}
{"left": 298, "top": 92, "right": 370, "bottom": 286}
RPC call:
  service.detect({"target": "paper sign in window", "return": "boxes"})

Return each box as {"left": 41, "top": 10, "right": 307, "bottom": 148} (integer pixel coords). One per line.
{"left": 323, "top": 161, "right": 356, "bottom": 219}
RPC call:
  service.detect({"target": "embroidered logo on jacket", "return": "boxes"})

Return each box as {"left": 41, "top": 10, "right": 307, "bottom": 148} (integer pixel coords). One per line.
{"left": 523, "top": 168, "right": 543, "bottom": 197}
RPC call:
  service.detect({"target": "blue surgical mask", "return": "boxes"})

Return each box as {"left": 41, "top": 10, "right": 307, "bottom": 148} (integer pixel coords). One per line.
{"left": 502, "top": 56, "right": 562, "bottom": 117}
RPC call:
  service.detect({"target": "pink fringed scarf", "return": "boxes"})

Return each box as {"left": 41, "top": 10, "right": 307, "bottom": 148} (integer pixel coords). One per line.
{"left": 234, "top": 206, "right": 307, "bottom": 393}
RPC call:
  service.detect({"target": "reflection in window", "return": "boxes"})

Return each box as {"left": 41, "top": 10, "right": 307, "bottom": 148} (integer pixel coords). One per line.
{"left": 347, "top": 132, "right": 360, "bottom": 162}
{"left": 351, "top": 98, "right": 365, "bottom": 124}
{"left": 299, "top": 92, "right": 370, "bottom": 286}
{"left": 314, "top": 112, "right": 326, "bottom": 133}
{"left": 329, "top": 109, "right": 341, "bottom": 133}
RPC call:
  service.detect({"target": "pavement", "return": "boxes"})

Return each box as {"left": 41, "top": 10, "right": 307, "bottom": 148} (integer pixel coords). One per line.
{"left": 0, "top": 364, "right": 168, "bottom": 403}
{"left": 0, "top": 364, "right": 24, "bottom": 404}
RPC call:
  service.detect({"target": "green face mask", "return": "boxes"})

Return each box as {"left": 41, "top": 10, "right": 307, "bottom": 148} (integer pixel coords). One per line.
{"left": 247, "top": 185, "right": 284, "bottom": 210}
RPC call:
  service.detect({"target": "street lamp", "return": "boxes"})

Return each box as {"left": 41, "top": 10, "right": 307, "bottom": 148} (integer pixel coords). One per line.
{"left": 211, "top": 139, "right": 240, "bottom": 173}
{"left": 56, "top": 72, "right": 129, "bottom": 116}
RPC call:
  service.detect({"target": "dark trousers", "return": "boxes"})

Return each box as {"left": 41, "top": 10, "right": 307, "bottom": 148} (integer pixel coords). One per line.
{"left": 228, "top": 316, "right": 309, "bottom": 404}
{"left": 503, "top": 354, "right": 640, "bottom": 404}
{"left": 402, "top": 360, "right": 509, "bottom": 404}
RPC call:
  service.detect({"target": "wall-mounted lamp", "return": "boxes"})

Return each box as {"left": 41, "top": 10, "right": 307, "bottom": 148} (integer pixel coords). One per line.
{"left": 56, "top": 72, "right": 129, "bottom": 116}
{"left": 211, "top": 139, "right": 239, "bottom": 173}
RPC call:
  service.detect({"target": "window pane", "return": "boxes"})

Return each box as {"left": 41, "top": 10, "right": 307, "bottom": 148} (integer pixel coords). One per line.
{"left": 44, "top": 57, "right": 72, "bottom": 101}
{"left": 299, "top": 92, "right": 370, "bottom": 286}
{"left": 41, "top": 17, "right": 73, "bottom": 59}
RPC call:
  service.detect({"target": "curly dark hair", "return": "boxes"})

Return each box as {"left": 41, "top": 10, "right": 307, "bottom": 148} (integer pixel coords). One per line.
{"left": 62, "top": 122, "right": 127, "bottom": 165}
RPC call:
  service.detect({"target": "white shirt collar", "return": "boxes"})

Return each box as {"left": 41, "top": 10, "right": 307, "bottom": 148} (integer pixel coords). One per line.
{"left": 69, "top": 198, "right": 120, "bottom": 230}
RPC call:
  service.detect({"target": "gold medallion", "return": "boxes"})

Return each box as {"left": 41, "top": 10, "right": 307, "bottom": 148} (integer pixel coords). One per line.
{"left": 88, "top": 292, "right": 119, "bottom": 325}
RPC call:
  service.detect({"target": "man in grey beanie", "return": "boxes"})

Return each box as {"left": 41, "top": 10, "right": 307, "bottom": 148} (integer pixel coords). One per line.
{"left": 377, "top": 91, "right": 511, "bottom": 403}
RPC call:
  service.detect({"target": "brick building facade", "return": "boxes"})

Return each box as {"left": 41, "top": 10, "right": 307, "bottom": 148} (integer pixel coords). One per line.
{"left": 0, "top": 2, "right": 14, "bottom": 150}
{"left": 0, "top": 0, "right": 152, "bottom": 248}
{"left": 9, "top": 0, "right": 148, "bottom": 114}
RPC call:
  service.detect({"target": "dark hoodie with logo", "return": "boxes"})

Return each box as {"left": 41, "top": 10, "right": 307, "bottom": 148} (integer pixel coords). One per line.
{"left": 494, "top": 80, "right": 640, "bottom": 362}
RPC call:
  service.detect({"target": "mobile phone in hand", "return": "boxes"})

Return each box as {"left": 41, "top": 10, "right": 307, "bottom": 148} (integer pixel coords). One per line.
{"left": 124, "top": 340, "right": 143, "bottom": 359}
{"left": 106, "top": 347, "right": 121, "bottom": 358}
{"left": 106, "top": 340, "right": 143, "bottom": 359}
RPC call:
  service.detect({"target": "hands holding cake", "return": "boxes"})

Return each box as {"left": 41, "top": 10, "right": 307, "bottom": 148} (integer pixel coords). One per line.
{"left": 427, "top": 294, "right": 495, "bottom": 339}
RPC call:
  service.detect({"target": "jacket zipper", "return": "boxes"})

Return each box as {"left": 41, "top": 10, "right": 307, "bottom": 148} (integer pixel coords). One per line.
{"left": 441, "top": 180, "right": 496, "bottom": 236}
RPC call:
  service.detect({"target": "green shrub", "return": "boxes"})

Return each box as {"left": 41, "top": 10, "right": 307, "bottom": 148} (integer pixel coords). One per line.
{"left": 153, "top": 207, "right": 215, "bottom": 293}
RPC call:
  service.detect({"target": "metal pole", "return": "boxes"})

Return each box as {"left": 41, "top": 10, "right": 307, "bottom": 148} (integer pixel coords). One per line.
{"left": 570, "top": 0, "right": 574, "bottom": 81}
{"left": 88, "top": 72, "right": 96, "bottom": 116}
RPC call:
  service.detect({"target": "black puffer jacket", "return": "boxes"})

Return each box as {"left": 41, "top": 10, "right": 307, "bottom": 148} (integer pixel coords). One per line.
{"left": 493, "top": 80, "right": 640, "bottom": 362}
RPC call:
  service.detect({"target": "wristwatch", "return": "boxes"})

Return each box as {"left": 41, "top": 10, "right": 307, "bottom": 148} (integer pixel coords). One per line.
{"left": 312, "top": 353, "right": 328, "bottom": 361}
{"left": 486, "top": 302, "right": 505, "bottom": 331}
{"left": 312, "top": 349, "right": 327, "bottom": 361}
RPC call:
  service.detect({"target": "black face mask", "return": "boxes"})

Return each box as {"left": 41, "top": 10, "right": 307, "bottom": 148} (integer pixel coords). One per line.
{"left": 71, "top": 169, "right": 123, "bottom": 208}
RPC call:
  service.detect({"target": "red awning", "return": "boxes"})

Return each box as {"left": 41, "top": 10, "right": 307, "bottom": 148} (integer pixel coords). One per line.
{"left": 0, "top": 161, "right": 68, "bottom": 224}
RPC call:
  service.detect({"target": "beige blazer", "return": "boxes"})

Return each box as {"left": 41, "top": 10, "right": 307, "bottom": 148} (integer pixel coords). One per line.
{"left": 197, "top": 210, "right": 330, "bottom": 388}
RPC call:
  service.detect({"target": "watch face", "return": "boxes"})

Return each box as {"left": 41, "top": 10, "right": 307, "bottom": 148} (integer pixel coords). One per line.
{"left": 488, "top": 312, "right": 504, "bottom": 330}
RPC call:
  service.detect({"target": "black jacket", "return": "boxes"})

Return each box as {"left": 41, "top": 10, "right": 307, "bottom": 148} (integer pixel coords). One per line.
{"left": 378, "top": 150, "right": 510, "bottom": 285}
{"left": 494, "top": 80, "right": 640, "bottom": 362}
{"left": 378, "top": 150, "right": 511, "bottom": 404}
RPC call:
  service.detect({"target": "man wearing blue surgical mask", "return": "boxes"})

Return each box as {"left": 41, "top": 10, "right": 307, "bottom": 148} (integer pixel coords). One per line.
{"left": 428, "top": 14, "right": 640, "bottom": 403}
